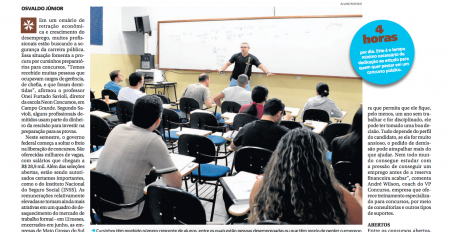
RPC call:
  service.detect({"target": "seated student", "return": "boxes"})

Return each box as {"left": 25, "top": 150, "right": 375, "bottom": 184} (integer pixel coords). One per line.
{"left": 248, "top": 129, "right": 362, "bottom": 224}
{"left": 238, "top": 85, "right": 268, "bottom": 119}
{"left": 213, "top": 74, "right": 252, "bottom": 107}
{"left": 118, "top": 72, "right": 146, "bottom": 104}
{"left": 104, "top": 70, "right": 124, "bottom": 95}
{"left": 96, "top": 95, "right": 182, "bottom": 224}
{"left": 300, "top": 82, "right": 343, "bottom": 120}
{"left": 180, "top": 73, "right": 221, "bottom": 120}
{"left": 331, "top": 106, "right": 362, "bottom": 183}
{"left": 230, "top": 98, "right": 292, "bottom": 152}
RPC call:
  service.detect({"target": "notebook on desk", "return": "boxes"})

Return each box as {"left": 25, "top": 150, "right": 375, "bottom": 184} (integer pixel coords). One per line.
{"left": 220, "top": 171, "right": 258, "bottom": 205}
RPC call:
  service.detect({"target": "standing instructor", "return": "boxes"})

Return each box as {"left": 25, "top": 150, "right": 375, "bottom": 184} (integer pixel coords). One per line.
{"left": 217, "top": 42, "right": 274, "bottom": 91}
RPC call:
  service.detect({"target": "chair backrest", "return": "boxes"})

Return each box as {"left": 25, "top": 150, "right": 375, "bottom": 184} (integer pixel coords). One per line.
{"left": 116, "top": 101, "right": 134, "bottom": 124}
{"left": 102, "top": 89, "right": 118, "bottom": 100}
{"left": 232, "top": 113, "right": 259, "bottom": 129}
{"left": 91, "top": 99, "right": 110, "bottom": 112}
{"left": 154, "top": 94, "right": 170, "bottom": 104}
{"left": 190, "top": 112, "right": 219, "bottom": 132}
{"left": 221, "top": 101, "right": 241, "bottom": 113}
{"left": 303, "top": 109, "right": 330, "bottom": 123}
{"left": 234, "top": 146, "right": 274, "bottom": 174}
{"left": 90, "top": 114, "right": 111, "bottom": 147}
{"left": 333, "top": 161, "right": 362, "bottom": 191}
{"left": 90, "top": 90, "right": 95, "bottom": 102}
{"left": 179, "top": 97, "right": 200, "bottom": 115}
{"left": 322, "top": 123, "right": 351, "bottom": 150}
{"left": 90, "top": 170, "right": 125, "bottom": 214}
{"left": 279, "top": 120, "right": 303, "bottom": 130}
{"left": 147, "top": 185, "right": 206, "bottom": 224}
{"left": 161, "top": 109, "right": 182, "bottom": 130}
{"left": 178, "top": 134, "right": 216, "bottom": 164}
{"left": 140, "top": 86, "right": 145, "bottom": 93}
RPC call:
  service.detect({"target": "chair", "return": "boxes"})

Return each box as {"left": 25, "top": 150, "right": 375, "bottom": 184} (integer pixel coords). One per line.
{"left": 90, "top": 90, "right": 95, "bottom": 102}
{"left": 116, "top": 101, "right": 134, "bottom": 124}
{"left": 221, "top": 101, "right": 241, "bottom": 113}
{"left": 333, "top": 161, "right": 362, "bottom": 192}
{"left": 153, "top": 94, "right": 170, "bottom": 104}
{"left": 179, "top": 97, "right": 200, "bottom": 118}
{"left": 140, "top": 86, "right": 145, "bottom": 93}
{"left": 232, "top": 146, "right": 273, "bottom": 174}
{"left": 232, "top": 113, "right": 259, "bottom": 129}
{"left": 160, "top": 109, "right": 189, "bottom": 150}
{"left": 279, "top": 120, "right": 303, "bottom": 130}
{"left": 101, "top": 89, "right": 118, "bottom": 100}
{"left": 91, "top": 99, "right": 120, "bottom": 125}
{"left": 190, "top": 112, "right": 228, "bottom": 163}
{"left": 302, "top": 109, "right": 330, "bottom": 123}
{"left": 90, "top": 115, "right": 111, "bottom": 152}
{"left": 147, "top": 185, "right": 206, "bottom": 224}
{"left": 91, "top": 99, "right": 116, "bottom": 114}
{"left": 90, "top": 170, "right": 146, "bottom": 224}
{"left": 321, "top": 123, "right": 351, "bottom": 150}
{"left": 178, "top": 134, "right": 231, "bottom": 221}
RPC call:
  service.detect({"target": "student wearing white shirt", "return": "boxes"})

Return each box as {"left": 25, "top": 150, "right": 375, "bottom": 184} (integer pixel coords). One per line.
{"left": 213, "top": 74, "right": 252, "bottom": 107}
{"left": 118, "top": 72, "right": 146, "bottom": 104}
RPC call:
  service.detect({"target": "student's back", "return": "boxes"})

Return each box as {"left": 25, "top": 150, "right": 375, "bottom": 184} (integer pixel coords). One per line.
{"left": 233, "top": 119, "right": 289, "bottom": 151}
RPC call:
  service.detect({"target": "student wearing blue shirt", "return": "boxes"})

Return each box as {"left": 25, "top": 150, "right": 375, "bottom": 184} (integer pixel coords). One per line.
{"left": 104, "top": 70, "right": 124, "bottom": 95}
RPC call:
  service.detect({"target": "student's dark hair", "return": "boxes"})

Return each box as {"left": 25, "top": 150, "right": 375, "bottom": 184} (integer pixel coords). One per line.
{"left": 132, "top": 95, "right": 163, "bottom": 129}
{"left": 333, "top": 106, "right": 362, "bottom": 161}
{"left": 316, "top": 82, "right": 330, "bottom": 97}
{"left": 248, "top": 128, "right": 347, "bottom": 224}
{"left": 263, "top": 98, "right": 284, "bottom": 116}
{"left": 198, "top": 73, "right": 210, "bottom": 82}
{"left": 242, "top": 85, "right": 268, "bottom": 117}
{"left": 129, "top": 72, "right": 143, "bottom": 86}
{"left": 109, "top": 70, "right": 120, "bottom": 81}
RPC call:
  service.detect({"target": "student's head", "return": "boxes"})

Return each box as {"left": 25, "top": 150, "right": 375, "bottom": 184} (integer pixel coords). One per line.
{"left": 110, "top": 70, "right": 123, "bottom": 82}
{"left": 198, "top": 73, "right": 210, "bottom": 87}
{"left": 129, "top": 72, "right": 144, "bottom": 87}
{"left": 242, "top": 85, "right": 269, "bottom": 117}
{"left": 316, "top": 82, "right": 329, "bottom": 97}
{"left": 132, "top": 95, "right": 163, "bottom": 130}
{"left": 237, "top": 74, "right": 249, "bottom": 87}
{"left": 249, "top": 128, "right": 347, "bottom": 224}
{"left": 263, "top": 98, "right": 285, "bottom": 124}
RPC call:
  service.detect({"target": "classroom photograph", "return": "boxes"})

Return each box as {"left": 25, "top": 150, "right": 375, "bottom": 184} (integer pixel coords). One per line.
{"left": 89, "top": 6, "right": 363, "bottom": 225}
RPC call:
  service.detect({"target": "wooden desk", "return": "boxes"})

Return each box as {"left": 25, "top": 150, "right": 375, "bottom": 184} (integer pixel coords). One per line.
{"left": 221, "top": 113, "right": 237, "bottom": 125}
{"left": 219, "top": 171, "right": 257, "bottom": 216}
{"left": 174, "top": 128, "right": 213, "bottom": 136}
{"left": 222, "top": 130, "right": 237, "bottom": 142}
{"left": 90, "top": 111, "right": 112, "bottom": 119}
{"left": 284, "top": 107, "right": 300, "bottom": 118}
{"left": 334, "top": 111, "right": 348, "bottom": 123}
{"left": 303, "top": 121, "right": 328, "bottom": 134}
{"left": 102, "top": 99, "right": 118, "bottom": 105}
{"left": 143, "top": 153, "right": 199, "bottom": 194}
{"left": 143, "top": 82, "right": 177, "bottom": 99}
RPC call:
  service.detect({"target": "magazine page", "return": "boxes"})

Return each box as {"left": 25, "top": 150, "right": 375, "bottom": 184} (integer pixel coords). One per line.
{"left": 2, "top": 0, "right": 449, "bottom": 231}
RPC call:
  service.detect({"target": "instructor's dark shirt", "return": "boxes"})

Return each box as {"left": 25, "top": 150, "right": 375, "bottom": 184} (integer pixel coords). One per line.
{"left": 233, "top": 120, "right": 289, "bottom": 152}
{"left": 229, "top": 53, "right": 262, "bottom": 80}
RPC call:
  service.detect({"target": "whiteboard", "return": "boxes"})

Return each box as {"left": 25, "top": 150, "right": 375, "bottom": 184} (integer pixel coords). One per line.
{"left": 159, "top": 16, "right": 362, "bottom": 78}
